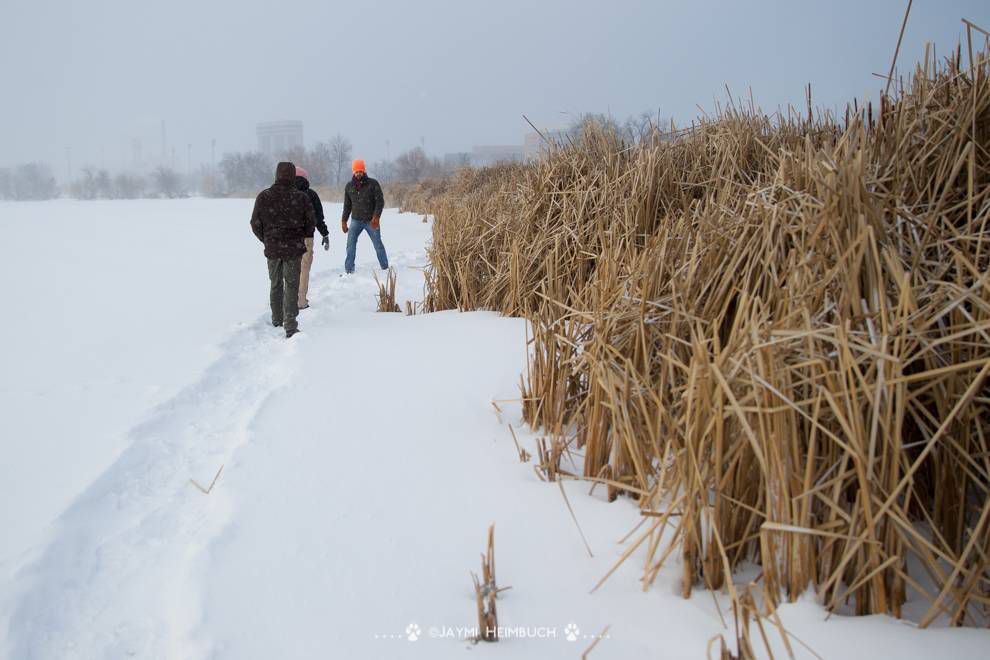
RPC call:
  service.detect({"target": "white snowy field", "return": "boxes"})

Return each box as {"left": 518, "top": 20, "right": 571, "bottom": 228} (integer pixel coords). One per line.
{"left": 1, "top": 198, "right": 988, "bottom": 659}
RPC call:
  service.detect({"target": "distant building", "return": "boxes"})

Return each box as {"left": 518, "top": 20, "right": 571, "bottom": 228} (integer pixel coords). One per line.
{"left": 470, "top": 145, "right": 524, "bottom": 168}
{"left": 257, "top": 120, "right": 304, "bottom": 157}
{"left": 524, "top": 129, "right": 569, "bottom": 161}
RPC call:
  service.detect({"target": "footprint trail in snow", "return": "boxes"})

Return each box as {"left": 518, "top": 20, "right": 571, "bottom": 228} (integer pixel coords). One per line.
{"left": 6, "top": 261, "right": 416, "bottom": 659}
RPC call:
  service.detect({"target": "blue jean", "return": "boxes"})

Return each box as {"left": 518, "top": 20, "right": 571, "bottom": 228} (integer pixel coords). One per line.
{"left": 344, "top": 219, "right": 389, "bottom": 273}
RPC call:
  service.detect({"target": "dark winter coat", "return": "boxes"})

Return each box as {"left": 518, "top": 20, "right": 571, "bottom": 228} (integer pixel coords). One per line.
{"left": 342, "top": 176, "right": 384, "bottom": 222}
{"left": 250, "top": 162, "right": 316, "bottom": 259}
{"left": 295, "top": 175, "right": 329, "bottom": 238}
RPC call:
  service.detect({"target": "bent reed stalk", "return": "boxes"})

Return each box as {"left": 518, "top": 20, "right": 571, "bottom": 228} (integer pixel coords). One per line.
{"left": 415, "top": 45, "right": 990, "bottom": 626}
{"left": 374, "top": 267, "right": 401, "bottom": 312}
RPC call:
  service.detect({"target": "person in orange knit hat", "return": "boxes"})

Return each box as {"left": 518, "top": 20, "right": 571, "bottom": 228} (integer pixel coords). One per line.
{"left": 341, "top": 159, "right": 388, "bottom": 273}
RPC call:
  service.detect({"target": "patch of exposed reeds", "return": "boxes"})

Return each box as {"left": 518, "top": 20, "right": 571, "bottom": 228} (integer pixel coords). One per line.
{"left": 471, "top": 524, "right": 503, "bottom": 642}
{"left": 374, "top": 268, "right": 401, "bottom": 312}
{"left": 424, "top": 43, "right": 990, "bottom": 626}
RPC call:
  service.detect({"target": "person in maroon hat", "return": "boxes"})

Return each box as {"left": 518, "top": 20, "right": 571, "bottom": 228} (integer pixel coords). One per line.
{"left": 293, "top": 165, "right": 330, "bottom": 309}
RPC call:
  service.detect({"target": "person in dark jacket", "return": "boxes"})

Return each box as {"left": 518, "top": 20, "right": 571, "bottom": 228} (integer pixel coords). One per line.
{"left": 341, "top": 159, "right": 388, "bottom": 273}
{"left": 293, "top": 165, "right": 329, "bottom": 310}
{"left": 250, "top": 162, "right": 316, "bottom": 338}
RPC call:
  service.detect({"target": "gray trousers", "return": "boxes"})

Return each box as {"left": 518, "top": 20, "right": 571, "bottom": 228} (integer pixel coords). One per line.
{"left": 267, "top": 257, "right": 302, "bottom": 332}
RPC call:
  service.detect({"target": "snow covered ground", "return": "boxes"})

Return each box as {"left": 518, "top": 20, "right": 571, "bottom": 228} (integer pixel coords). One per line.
{"left": 1, "top": 199, "right": 988, "bottom": 659}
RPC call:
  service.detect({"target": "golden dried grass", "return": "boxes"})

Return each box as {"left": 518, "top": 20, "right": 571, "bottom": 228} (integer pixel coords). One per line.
{"left": 422, "top": 43, "right": 990, "bottom": 626}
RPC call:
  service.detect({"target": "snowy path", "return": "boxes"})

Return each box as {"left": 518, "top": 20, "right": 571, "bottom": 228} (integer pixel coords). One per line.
{"left": 1, "top": 209, "right": 666, "bottom": 658}
{"left": 3, "top": 201, "right": 990, "bottom": 659}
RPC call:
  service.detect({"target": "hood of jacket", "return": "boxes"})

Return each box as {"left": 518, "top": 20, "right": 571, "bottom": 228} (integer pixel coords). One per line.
{"left": 275, "top": 162, "right": 296, "bottom": 185}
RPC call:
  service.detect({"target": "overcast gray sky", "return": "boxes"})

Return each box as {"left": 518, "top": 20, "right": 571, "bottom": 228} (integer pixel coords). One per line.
{"left": 1, "top": 0, "right": 987, "bottom": 178}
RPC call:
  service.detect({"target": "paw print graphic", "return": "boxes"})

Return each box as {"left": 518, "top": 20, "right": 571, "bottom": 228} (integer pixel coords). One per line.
{"left": 405, "top": 622, "right": 421, "bottom": 642}
{"left": 564, "top": 622, "right": 580, "bottom": 642}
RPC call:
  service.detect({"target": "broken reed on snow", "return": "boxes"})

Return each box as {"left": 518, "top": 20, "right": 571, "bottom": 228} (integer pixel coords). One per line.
{"left": 414, "top": 46, "right": 990, "bottom": 626}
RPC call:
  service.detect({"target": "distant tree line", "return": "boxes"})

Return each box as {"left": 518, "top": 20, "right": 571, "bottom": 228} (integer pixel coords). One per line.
{"left": 218, "top": 152, "right": 272, "bottom": 195}
{"left": 217, "top": 138, "right": 451, "bottom": 193}
{"left": 65, "top": 165, "right": 189, "bottom": 200}
{"left": 565, "top": 111, "right": 669, "bottom": 145}
{"left": 218, "top": 133, "right": 354, "bottom": 194}
{"left": 2, "top": 118, "right": 663, "bottom": 202}
{"left": 0, "top": 163, "right": 58, "bottom": 200}
{"left": 391, "top": 147, "right": 443, "bottom": 183}
{"left": 376, "top": 111, "right": 666, "bottom": 186}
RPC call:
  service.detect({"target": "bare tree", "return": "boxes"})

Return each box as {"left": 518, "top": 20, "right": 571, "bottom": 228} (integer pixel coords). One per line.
{"left": 567, "top": 113, "right": 622, "bottom": 142}
{"left": 622, "top": 111, "right": 665, "bottom": 143}
{"left": 198, "top": 166, "right": 224, "bottom": 198}
{"left": 0, "top": 168, "right": 11, "bottom": 199}
{"left": 284, "top": 145, "right": 307, "bottom": 168}
{"left": 152, "top": 166, "right": 184, "bottom": 198}
{"left": 11, "top": 162, "right": 58, "bottom": 200}
{"left": 219, "top": 151, "right": 272, "bottom": 194}
{"left": 94, "top": 169, "right": 112, "bottom": 198}
{"left": 372, "top": 159, "right": 395, "bottom": 184}
{"left": 395, "top": 147, "right": 432, "bottom": 183}
{"left": 328, "top": 134, "right": 352, "bottom": 185}
{"left": 111, "top": 173, "right": 146, "bottom": 199}
{"left": 309, "top": 142, "right": 333, "bottom": 186}
{"left": 72, "top": 167, "right": 101, "bottom": 200}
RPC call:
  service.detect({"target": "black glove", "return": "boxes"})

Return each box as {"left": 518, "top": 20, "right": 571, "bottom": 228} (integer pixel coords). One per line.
{"left": 321, "top": 234, "right": 330, "bottom": 251}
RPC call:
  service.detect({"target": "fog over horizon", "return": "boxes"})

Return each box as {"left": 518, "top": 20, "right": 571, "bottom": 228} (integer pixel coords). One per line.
{"left": 2, "top": 0, "right": 987, "bottom": 179}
